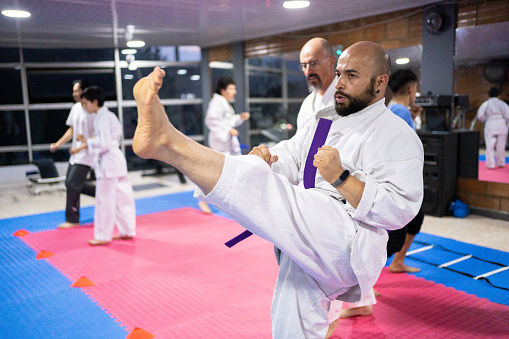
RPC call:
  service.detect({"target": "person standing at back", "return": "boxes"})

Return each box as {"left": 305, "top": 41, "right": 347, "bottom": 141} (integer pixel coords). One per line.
{"left": 50, "top": 79, "right": 96, "bottom": 229}
{"left": 199, "top": 77, "right": 250, "bottom": 213}
{"left": 72, "top": 86, "right": 136, "bottom": 246}
{"left": 477, "top": 87, "right": 509, "bottom": 169}
{"left": 296, "top": 37, "right": 337, "bottom": 131}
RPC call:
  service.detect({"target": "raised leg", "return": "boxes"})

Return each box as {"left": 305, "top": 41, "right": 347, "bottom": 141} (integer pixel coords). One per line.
{"left": 133, "top": 67, "right": 224, "bottom": 194}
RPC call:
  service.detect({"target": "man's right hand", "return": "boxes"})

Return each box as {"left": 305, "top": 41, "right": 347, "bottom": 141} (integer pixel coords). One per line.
{"left": 249, "top": 145, "right": 278, "bottom": 166}
{"left": 50, "top": 143, "right": 58, "bottom": 153}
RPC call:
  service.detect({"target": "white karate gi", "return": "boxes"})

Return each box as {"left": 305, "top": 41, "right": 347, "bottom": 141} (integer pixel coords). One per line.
{"left": 66, "top": 102, "right": 95, "bottom": 167}
{"left": 195, "top": 99, "right": 423, "bottom": 338}
{"left": 296, "top": 78, "right": 337, "bottom": 131}
{"left": 205, "top": 93, "right": 245, "bottom": 155}
{"left": 87, "top": 107, "right": 136, "bottom": 241}
{"left": 477, "top": 97, "right": 509, "bottom": 168}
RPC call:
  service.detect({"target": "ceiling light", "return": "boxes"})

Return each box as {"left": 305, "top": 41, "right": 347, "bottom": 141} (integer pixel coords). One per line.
{"left": 190, "top": 75, "right": 200, "bottom": 81}
{"left": 396, "top": 58, "right": 410, "bottom": 65}
{"left": 126, "top": 40, "right": 145, "bottom": 48}
{"left": 124, "top": 74, "right": 134, "bottom": 80}
{"left": 2, "top": 9, "right": 31, "bottom": 18}
{"left": 177, "top": 69, "right": 188, "bottom": 75}
{"left": 283, "top": 1, "right": 310, "bottom": 9}
{"left": 121, "top": 49, "right": 137, "bottom": 55}
{"left": 209, "top": 61, "right": 234, "bottom": 69}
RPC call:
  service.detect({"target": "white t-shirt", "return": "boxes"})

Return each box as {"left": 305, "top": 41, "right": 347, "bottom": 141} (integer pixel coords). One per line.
{"left": 65, "top": 102, "right": 95, "bottom": 167}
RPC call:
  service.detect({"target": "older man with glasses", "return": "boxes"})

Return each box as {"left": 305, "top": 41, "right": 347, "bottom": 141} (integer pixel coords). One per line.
{"left": 296, "top": 37, "right": 338, "bottom": 131}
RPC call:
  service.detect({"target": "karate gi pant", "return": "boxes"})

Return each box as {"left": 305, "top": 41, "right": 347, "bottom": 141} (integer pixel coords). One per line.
{"left": 65, "top": 164, "right": 96, "bottom": 223}
{"left": 93, "top": 175, "right": 136, "bottom": 241}
{"left": 484, "top": 120, "right": 508, "bottom": 168}
{"left": 196, "top": 155, "right": 387, "bottom": 339}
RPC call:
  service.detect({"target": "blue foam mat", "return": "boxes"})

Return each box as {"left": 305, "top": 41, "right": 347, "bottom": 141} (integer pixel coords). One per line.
{"left": 2, "top": 191, "right": 509, "bottom": 338}
{"left": 389, "top": 232, "right": 509, "bottom": 306}
{"left": 0, "top": 190, "right": 229, "bottom": 339}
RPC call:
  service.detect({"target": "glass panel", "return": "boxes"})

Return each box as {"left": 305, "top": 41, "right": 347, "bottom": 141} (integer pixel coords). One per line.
{"left": 27, "top": 69, "right": 116, "bottom": 104}
{"left": 133, "top": 46, "right": 176, "bottom": 61}
{"left": 287, "top": 73, "right": 310, "bottom": 98}
{"left": 285, "top": 59, "right": 301, "bottom": 73}
{"left": 248, "top": 56, "right": 283, "bottom": 69}
{"left": 0, "top": 48, "right": 20, "bottom": 62}
{"left": 23, "top": 48, "right": 114, "bottom": 62}
{"left": 0, "top": 68, "right": 23, "bottom": 104}
{"left": 287, "top": 102, "right": 303, "bottom": 130}
{"left": 0, "top": 151, "right": 28, "bottom": 166}
{"left": 29, "top": 109, "right": 70, "bottom": 144}
{"left": 248, "top": 103, "right": 283, "bottom": 130}
{"left": 178, "top": 46, "right": 201, "bottom": 61}
{"left": 32, "top": 150, "right": 70, "bottom": 163}
{"left": 249, "top": 69, "right": 282, "bottom": 98}
{"left": 122, "top": 66, "right": 201, "bottom": 100}
{"left": 123, "top": 107, "right": 139, "bottom": 139}
{"left": 211, "top": 67, "right": 234, "bottom": 92}
{"left": 0, "top": 111, "right": 27, "bottom": 146}
{"left": 166, "top": 104, "right": 203, "bottom": 136}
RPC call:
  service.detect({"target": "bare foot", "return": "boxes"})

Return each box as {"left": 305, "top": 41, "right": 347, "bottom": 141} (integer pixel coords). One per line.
{"left": 374, "top": 289, "right": 380, "bottom": 298}
{"left": 340, "top": 305, "right": 373, "bottom": 318}
{"left": 133, "top": 67, "right": 176, "bottom": 162}
{"left": 389, "top": 262, "right": 421, "bottom": 273}
{"left": 57, "top": 222, "right": 79, "bottom": 229}
{"left": 198, "top": 201, "right": 212, "bottom": 214}
{"left": 325, "top": 318, "right": 340, "bottom": 338}
{"left": 112, "top": 235, "right": 133, "bottom": 240}
{"left": 88, "top": 239, "right": 110, "bottom": 246}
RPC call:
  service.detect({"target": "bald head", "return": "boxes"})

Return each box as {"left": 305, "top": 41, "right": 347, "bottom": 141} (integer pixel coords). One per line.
{"left": 301, "top": 38, "right": 334, "bottom": 58}
{"left": 342, "top": 41, "right": 391, "bottom": 78}
{"left": 300, "top": 37, "right": 336, "bottom": 94}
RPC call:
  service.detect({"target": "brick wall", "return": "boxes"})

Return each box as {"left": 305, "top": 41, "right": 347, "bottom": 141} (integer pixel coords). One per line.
{"left": 457, "top": 178, "right": 509, "bottom": 217}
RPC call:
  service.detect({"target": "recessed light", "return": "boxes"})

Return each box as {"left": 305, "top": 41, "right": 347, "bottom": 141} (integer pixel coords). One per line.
{"left": 121, "top": 49, "right": 137, "bottom": 55}
{"left": 126, "top": 40, "right": 145, "bottom": 48}
{"left": 396, "top": 58, "right": 410, "bottom": 65}
{"left": 177, "top": 69, "right": 188, "bottom": 75}
{"left": 2, "top": 9, "right": 31, "bottom": 18}
{"left": 190, "top": 75, "right": 200, "bottom": 81}
{"left": 283, "top": 1, "right": 310, "bottom": 9}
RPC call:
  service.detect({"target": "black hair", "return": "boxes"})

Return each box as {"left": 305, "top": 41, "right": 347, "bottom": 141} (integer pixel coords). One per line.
{"left": 488, "top": 87, "right": 501, "bottom": 98}
{"left": 214, "top": 76, "right": 235, "bottom": 95}
{"left": 73, "top": 78, "right": 91, "bottom": 91}
{"left": 81, "top": 86, "right": 105, "bottom": 107}
{"left": 388, "top": 69, "right": 418, "bottom": 95}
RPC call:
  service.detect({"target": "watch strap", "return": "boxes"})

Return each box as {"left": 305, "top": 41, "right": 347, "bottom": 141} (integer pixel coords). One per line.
{"left": 331, "top": 170, "right": 350, "bottom": 188}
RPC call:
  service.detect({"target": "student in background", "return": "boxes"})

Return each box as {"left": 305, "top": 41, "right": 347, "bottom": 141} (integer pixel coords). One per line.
{"left": 72, "top": 86, "right": 136, "bottom": 246}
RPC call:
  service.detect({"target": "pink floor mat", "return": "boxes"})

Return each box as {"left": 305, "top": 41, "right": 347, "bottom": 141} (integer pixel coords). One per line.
{"left": 478, "top": 161, "right": 509, "bottom": 184}
{"left": 22, "top": 207, "right": 509, "bottom": 338}
{"left": 23, "top": 208, "right": 278, "bottom": 338}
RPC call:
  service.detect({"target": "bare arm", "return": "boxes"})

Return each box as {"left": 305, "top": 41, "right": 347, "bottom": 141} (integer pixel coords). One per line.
{"left": 50, "top": 126, "right": 73, "bottom": 152}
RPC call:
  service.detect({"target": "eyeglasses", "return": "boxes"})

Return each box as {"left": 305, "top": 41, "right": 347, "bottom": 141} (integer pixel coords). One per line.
{"left": 298, "top": 57, "right": 330, "bottom": 72}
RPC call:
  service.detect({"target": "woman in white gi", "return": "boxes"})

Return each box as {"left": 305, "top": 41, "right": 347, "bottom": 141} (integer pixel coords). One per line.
{"left": 477, "top": 87, "right": 509, "bottom": 169}
{"left": 71, "top": 86, "right": 136, "bottom": 246}
{"left": 199, "top": 77, "right": 250, "bottom": 213}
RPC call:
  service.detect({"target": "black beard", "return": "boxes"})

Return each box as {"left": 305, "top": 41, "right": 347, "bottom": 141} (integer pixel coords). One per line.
{"left": 335, "top": 78, "right": 376, "bottom": 117}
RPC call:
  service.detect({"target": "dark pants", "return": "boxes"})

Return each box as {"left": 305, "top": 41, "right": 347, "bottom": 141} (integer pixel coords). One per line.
{"left": 386, "top": 207, "right": 424, "bottom": 257}
{"left": 65, "top": 163, "right": 96, "bottom": 223}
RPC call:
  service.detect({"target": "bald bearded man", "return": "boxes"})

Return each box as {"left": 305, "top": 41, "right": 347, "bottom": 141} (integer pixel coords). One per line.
{"left": 132, "top": 41, "right": 423, "bottom": 338}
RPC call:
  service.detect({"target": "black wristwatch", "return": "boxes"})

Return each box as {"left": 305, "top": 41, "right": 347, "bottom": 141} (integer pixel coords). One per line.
{"left": 331, "top": 170, "right": 350, "bottom": 188}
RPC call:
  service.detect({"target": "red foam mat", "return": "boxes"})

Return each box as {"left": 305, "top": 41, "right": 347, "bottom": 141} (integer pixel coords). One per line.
{"left": 22, "top": 208, "right": 278, "bottom": 337}
{"left": 330, "top": 267, "right": 509, "bottom": 338}
{"left": 22, "top": 208, "right": 509, "bottom": 338}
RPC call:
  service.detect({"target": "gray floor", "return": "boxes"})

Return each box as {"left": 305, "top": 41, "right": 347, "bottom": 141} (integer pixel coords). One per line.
{"left": 1, "top": 170, "right": 509, "bottom": 253}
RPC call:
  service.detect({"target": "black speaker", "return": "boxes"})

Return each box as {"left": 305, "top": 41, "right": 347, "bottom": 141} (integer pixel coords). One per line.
{"left": 455, "top": 130, "right": 479, "bottom": 179}
{"left": 418, "top": 131, "right": 458, "bottom": 216}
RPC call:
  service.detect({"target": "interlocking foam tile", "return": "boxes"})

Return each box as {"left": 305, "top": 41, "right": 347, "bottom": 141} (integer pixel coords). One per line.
{"left": 405, "top": 232, "right": 509, "bottom": 306}
{"left": 22, "top": 207, "right": 277, "bottom": 338}
{"left": 329, "top": 267, "right": 509, "bottom": 339}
